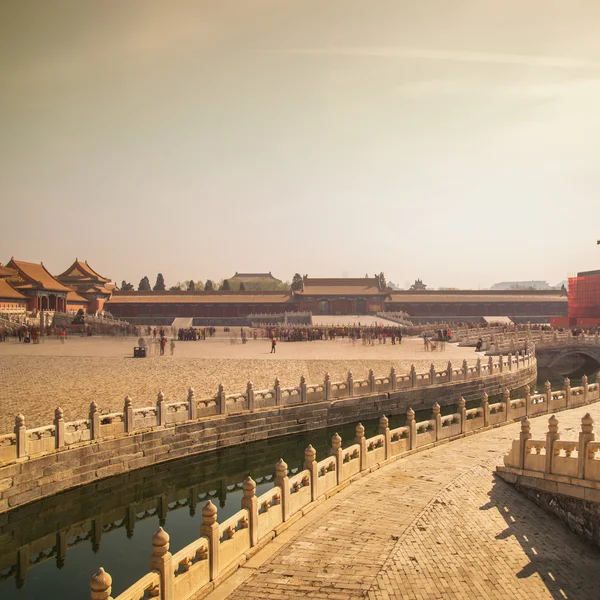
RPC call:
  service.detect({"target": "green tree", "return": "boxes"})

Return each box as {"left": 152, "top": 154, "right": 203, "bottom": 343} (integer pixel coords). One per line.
{"left": 379, "top": 272, "right": 387, "bottom": 289}
{"left": 220, "top": 279, "right": 231, "bottom": 291}
{"left": 205, "top": 279, "right": 214, "bottom": 292}
{"left": 187, "top": 280, "right": 195, "bottom": 291}
{"left": 169, "top": 285, "right": 182, "bottom": 291}
{"left": 121, "top": 280, "right": 134, "bottom": 291}
{"left": 291, "top": 273, "right": 303, "bottom": 291}
{"left": 138, "top": 276, "right": 151, "bottom": 291}
{"left": 238, "top": 281, "right": 246, "bottom": 291}
{"left": 153, "top": 273, "right": 166, "bottom": 291}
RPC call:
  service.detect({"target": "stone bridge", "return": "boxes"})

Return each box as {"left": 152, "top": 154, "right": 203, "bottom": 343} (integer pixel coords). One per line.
{"left": 533, "top": 339, "right": 600, "bottom": 373}
{"left": 86, "top": 377, "right": 600, "bottom": 600}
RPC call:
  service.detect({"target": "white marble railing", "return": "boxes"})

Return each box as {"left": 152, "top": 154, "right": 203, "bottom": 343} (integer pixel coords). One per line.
{"left": 88, "top": 375, "right": 600, "bottom": 600}
{"left": 1, "top": 352, "right": 536, "bottom": 465}
{"left": 503, "top": 408, "right": 600, "bottom": 483}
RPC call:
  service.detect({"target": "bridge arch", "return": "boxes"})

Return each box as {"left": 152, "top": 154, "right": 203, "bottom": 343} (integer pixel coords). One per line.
{"left": 547, "top": 347, "right": 600, "bottom": 373}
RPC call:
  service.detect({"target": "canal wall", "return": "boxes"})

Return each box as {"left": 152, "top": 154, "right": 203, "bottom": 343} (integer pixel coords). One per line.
{"left": 0, "top": 354, "right": 537, "bottom": 513}
{"left": 88, "top": 376, "right": 600, "bottom": 600}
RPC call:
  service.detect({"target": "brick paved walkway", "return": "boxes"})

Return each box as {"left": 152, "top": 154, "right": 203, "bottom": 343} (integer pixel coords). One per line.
{"left": 208, "top": 405, "right": 600, "bottom": 600}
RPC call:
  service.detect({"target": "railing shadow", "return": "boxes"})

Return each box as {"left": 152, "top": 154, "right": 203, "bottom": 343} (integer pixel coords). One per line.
{"left": 481, "top": 476, "right": 600, "bottom": 599}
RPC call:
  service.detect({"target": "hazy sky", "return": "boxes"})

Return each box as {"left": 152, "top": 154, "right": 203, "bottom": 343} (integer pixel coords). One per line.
{"left": 2, "top": 1, "right": 600, "bottom": 289}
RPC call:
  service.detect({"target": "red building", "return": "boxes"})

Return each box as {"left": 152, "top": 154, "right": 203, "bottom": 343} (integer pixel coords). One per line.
{"left": 293, "top": 276, "right": 389, "bottom": 315}
{"left": 552, "top": 269, "right": 600, "bottom": 327}
{"left": 3, "top": 259, "right": 71, "bottom": 313}
{"left": 56, "top": 259, "right": 114, "bottom": 313}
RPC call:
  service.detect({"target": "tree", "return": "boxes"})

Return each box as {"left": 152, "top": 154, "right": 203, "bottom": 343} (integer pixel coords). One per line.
{"left": 379, "top": 272, "right": 387, "bottom": 289}
{"left": 239, "top": 281, "right": 246, "bottom": 291}
{"left": 153, "top": 273, "right": 166, "bottom": 291}
{"left": 205, "top": 279, "right": 214, "bottom": 292}
{"left": 138, "top": 276, "right": 151, "bottom": 291}
{"left": 187, "top": 280, "right": 195, "bottom": 291}
{"left": 220, "top": 279, "right": 231, "bottom": 291}
{"left": 169, "top": 285, "right": 182, "bottom": 291}
{"left": 121, "top": 280, "right": 134, "bottom": 291}
{"left": 291, "top": 273, "right": 303, "bottom": 292}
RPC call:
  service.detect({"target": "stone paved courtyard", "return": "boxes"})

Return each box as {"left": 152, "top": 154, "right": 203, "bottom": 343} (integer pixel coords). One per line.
{"left": 207, "top": 405, "right": 600, "bottom": 600}
{"left": 0, "top": 336, "right": 480, "bottom": 433}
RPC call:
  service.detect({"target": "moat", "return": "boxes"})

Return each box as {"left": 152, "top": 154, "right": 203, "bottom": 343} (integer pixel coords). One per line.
{"left": 0, "top": 371, "right": 593, "bottom": 599}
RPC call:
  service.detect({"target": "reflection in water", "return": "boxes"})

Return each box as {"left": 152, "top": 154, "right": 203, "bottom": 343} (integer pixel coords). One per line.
{"left": 0, "top": 372, "right": 562, "bottom": 599}
{"left": 0, "top": 414, "right": 397, "bottom": 599}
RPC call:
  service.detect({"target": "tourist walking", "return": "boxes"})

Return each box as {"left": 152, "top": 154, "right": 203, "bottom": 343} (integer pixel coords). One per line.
{"left": 271, "top": 337, "right": 277, "bottom": 353}
{"left": 159, "top": 337, "right": 166, "bottom": 356}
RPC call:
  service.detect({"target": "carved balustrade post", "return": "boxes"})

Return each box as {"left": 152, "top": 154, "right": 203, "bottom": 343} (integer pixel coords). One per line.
{"left": 300, "top": 375, "right": 307, "bottom": 403}
{"left": 274, "top": 459, "right": 290, "bottom": 521}
{"left": 481, "top": 393, "right": 490, "bottom": 427}
{"left": 90, "top": 401, "right": 101, "bottom": 440}
{"left": 524, "top": 385, "right": 531, "bottom": 416}
{"left": 407, "top": 408, "right": 417, "bottom": 450}
{"left": 564, "top": 378, "right": 571, "bottom": 408}
{"left": 379, "top": 415, "right": 391, "bottom": 459}
{"left": 488, "top": 355, "right": 494, "bottom": 375}
{"left": 355, "top": 423, "right": 367, "bottom": 470}
{"left": 90, "top": 567, "right": 112, "bottom": 600}
{"left": 324, "top": 373, "right": 331, "bottom": 400}
{"left": 247, "top": 381, "right": 255, "bottom": 411}
{"left": 498, "top": 354, "right": 503, "bottom": 373}
{"left": 503, "top": 388, "right": 511, "bottom": 420}
{"left": 432, "top": 403, "right": 441, "bottom": 441}
{"left": 304, "top": 445, "right": 318, "bottom": 502}
{"left": 156, "top": 392, "right": 166, "bottom": 426}
{"left": 124, "top": 396, "right": 134, "bottom": 433}
{"left": 274, "top": 377, "right": 281, "bottom": 406}
{"left": 390, "top": 367, "right": 397, "bottom": 391}
{"left": 218, "top": 383, "right": 227, "bottom": 414}
{"left": 544, "top": 381, "right": 551, "bottom": 410}
{"left": 149, "top": 527, "right": 174, "bottom": 600}
{"left": 476, "top": 357, "right": 481, "bottom": 377}
{"left": 410, "top": 365, "right": 417, "bottom": 387}
{"left": 241, "top": 477, "right": 258, "bottom": 547}
{"left": 458, "top": 398, "right": 467, "bottom": 434}
{"left": 54, "top": 407, "right": 65, "bottom": 448}
{"left": 463, "top": 359, "right": 468, "bottom": 380}
{"left": 583, "top": 375, "right": 589, "bottom": 403}
{"left": 545, "top": 416, "right": 560, "bottom": 474}
{"left": 508, "top": 352, "right": 514, "bottom": 372}
{"left": 188, "top": 387, "right": 197, "bottom": 420}
{"left": 519, "top": 418, "right": 531, "bottom": 469}
{"left": 330, "top": 433, "right": 343, "bottom": 485}
{"left": 369, "top": 369, "right": 376, "bottom": 393}
{"left": 200, "top": 501, "right": 219, "bottom": 581}
{"left": 347, "top": 371, "right": 354, "bottom": 396}
{"left": 447, "top": 361, "right": 453, "bottom": 383}
{"left": 578, "top": 414, "right": 595, "bottom": 479}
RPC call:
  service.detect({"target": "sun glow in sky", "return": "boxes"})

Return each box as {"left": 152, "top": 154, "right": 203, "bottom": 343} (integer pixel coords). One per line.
{"left": 2, "top": 1, "right": 600, "bottom": 288}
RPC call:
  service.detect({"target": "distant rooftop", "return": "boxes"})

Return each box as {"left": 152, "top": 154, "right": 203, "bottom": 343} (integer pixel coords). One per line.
{"left": 231, "top": 272, "right": 279, "bottom": 280}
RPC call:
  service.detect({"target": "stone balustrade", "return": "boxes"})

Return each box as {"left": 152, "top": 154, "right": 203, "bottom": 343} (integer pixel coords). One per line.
{"left": 489, "top": 330, "right": 600, "bottom": 354}
{"left": 501, "top": 406, "right": 600, "bottom": 481}
{"left": 0, "top": 353, "right": 534, "bottom": 466}
{"left": 88, "top": 375, "right": 600, "bottom": 600}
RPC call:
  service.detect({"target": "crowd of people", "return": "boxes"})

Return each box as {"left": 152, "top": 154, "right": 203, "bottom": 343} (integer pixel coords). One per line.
{"left": 175, "top": 326, "right": 217, "bottom": 341}
{"left": 259, "top": 324, "right": 405, "bottom": 344}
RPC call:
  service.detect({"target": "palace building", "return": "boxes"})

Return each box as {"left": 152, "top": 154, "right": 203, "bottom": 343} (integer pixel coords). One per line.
{"left": 0, "top": 258, "right": 114, "bottom": 316}
{"left": 105, "top": 275, "right": 568, "bottom": 324}
{"left": 0, "top": 261, "right": 570, "bottom": 325}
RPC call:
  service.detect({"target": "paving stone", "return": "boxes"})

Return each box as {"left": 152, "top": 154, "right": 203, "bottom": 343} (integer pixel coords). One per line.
{"left": 219, "top": 405, "right": 600, "bottom": 600}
